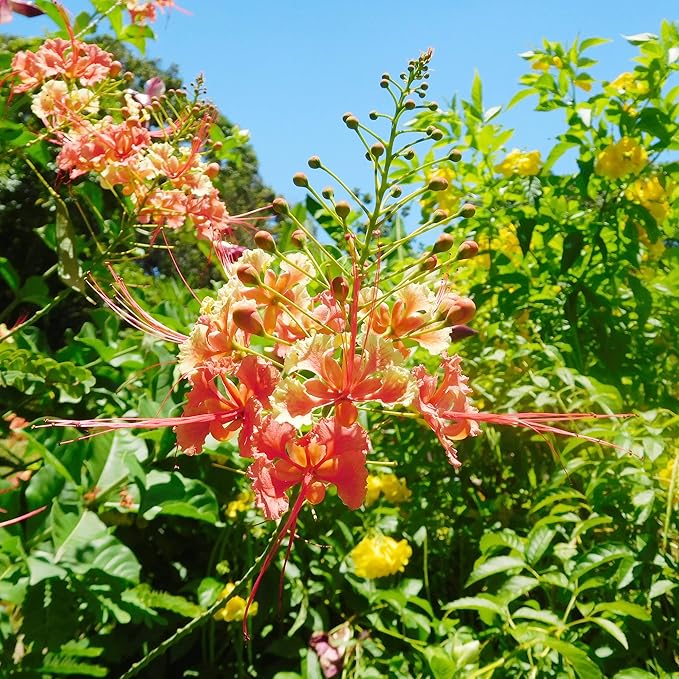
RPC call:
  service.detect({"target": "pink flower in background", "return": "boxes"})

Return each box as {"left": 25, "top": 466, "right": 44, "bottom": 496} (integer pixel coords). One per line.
{"left": 0, "top": 0, "right": 43, "bottom": 24}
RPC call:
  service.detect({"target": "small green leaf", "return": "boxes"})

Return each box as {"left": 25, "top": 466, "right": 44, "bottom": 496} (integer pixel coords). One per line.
{"left": 542, "top": 637, "right": 603, "bottom": 679}
{"left": 591, "top": 601, "right": 650, "bottom": 621}
{"left": 442, "top": 595, "right": 506, "bottom": 619}
{"left": 526, "top": 526, "right": 555, "bottom": 565}
{"left": 423, "top": 646, "right": 455, "bottom": 679}
{"left": 589, "top": 617, "right": 628, "bottom": 649}
{"left": 466, "top": 556, "right": 526, "bottom": 586}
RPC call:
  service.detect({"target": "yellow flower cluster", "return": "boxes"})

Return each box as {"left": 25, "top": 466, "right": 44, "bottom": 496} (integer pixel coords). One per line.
{"left": 496, "top": 149, "right": 541, "bottom": 177}
{"left": 364, "top": 473, "right": 412, "bottom": 506}
{"left": 594, "top": 137, "right": 647, "bottom": 180}
{"left": 213, "top": 583, "right": 258, "bottom": 622}
{"left": 608, "top": 72, "right": 649, "bottom": 97}
{"left": 351, "top": 535, "right": 412, "bottom": 578}
{"left": 225, "top": 489, "right": 254, "bottom": 519}
{"left": 626, "top": 175, "right": 670, "bottom": 223}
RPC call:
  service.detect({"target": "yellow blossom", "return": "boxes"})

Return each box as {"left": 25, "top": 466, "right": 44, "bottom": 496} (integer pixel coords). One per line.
{"left": 213, "top": 583, "right": 258, "bottom": 622}
{"left": 594, "top": 137, "right": 647, "bottom": 180}
{"left": 225, "top": 489, "right": 254, "bottom": 519}
{"left": 608, "top": 72, "right": 649, "bottom": 96}
{"left": 364, "top": 473, "right": 411, "bottom": 506}
{"left": 351, "top": 535, "right": 412, "bottom": 578}
{"left": 496, "top": 149, "right": 541, "bottom": 177}
{"left": 626, "top": 175, "right": 670, "bottom": 223}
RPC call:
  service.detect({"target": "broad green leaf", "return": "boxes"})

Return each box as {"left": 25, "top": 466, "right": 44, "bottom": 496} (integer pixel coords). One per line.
{"left": 622, "top": 32, "right": 657, "bottom": 45}
{"left": 139, "top": 470, "right": 219, "bottom": 523}
{"left": 572, "top": 545, "right": 633, "bottom": 580}
{"left": 589, "top": 617, "right": 628, "bottom": 649}
{"left": 0, "top": 256, "right": 20, "bottom": 292}
{"left": 592, "top": 601, "right": 650, "bottom": 621}
{"left": 87, "top": 431, "right": 149, "bottom": 498}
{"left": 542, "top": 637, "right": 603, "bottom": 679}
{"left": 466, "top": 556, "right": 526, "bottom": 586}
{"left": 512, "top": 606, "right": 563, "bottom": 628}
{"left": 611, "top": 670, "right": 658, "bottom": 679}
{"left": 443, "top": 596, "right": 506, "bottom": 619}
{"left": 496, "top": 575, "right": 539, "bottom": 605}
{"left": 525, "top": 526, "right": 555, "bottom": 565}
{"left": 55, "top": 202, "right": 83, "bottom": 292}
{"left": 423, "top": 646, "right": 455, "bottom": 679}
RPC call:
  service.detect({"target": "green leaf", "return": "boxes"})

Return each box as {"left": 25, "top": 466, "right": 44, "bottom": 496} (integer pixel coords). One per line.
{"left": 0, "top": 256, "right": 20, "bottom": 292}
{"left": 622, "top": 33, "right": 657, "bottom": 45}
{"left": 525, "top": 526, "right": 555, "bottom": 565}
{"left": 512, "top": 606, "right": 563, "bottom": 627}
{"left": 124, "top": 584, "right": 203, "bottom": 618}
{"left": 611, "top": 670, "right": 658, "bottom": 679}
{"left": 139, "top": 470, "right": 219, "bottom": 523}
{"left": 443, "top": 596, "right": 506, "bottom": 618}
{"left": 580, "top": 37, "right": 611, "bottom": 51}
{"left": 506, "top": 87, "right": 536, "bottom": 110}
{"left": 471, "top": 70, "right": 483, "bottom": 114}
{"left": 39, "top": 655, "right": 108, "bottom": 677}
{"left": 542, "top": 637, "right": 603, "bottom": 679}
{"left": 572, "top": 545, "right": 633, "bottom": 580}
{"left": 591, "top": 601, "right": 650, "bottom": 621}
{"left": 589, "top": 617, "right": 628, "bottom": 649}
{"left": 561, "top": 231, "right": 585, "bottom": 273}
{"left": 466, "top": 556, "right": 526, "bottom": 586}
{"left": 55, "top": 201, "right": 84, "bottom": 292}
{"left": 423, "top": 646, "right": 455, "bottom": 679}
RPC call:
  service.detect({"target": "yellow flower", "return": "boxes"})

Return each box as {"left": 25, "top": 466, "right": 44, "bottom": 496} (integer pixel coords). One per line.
{"left": 496, "top": 149, "right": 541, "bottom": 177}
{"left": 594, "top": 137, "right": 647, "bottom": 180}
{"left": 379, "top": 474, "right": 412, "bottom": 504}
{"left": 351, "top": 535, "right": 412, "bottom": 578}
{"left": 213, "top": 583, "right": 258, "bottom": 622}
{"left": 225, "top": 489, "right": 254, "bottom": 519}
{"left": 608, "top": 72, "right": 649, "bottom": 97}
{"left": 363, "top": 473, "right": 411, "bottom": 506}
{"left": 626, "top": 175, "right": 670, "bottom": 223}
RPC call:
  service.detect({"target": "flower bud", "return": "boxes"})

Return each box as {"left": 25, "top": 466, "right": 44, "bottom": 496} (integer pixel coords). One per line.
{"left": 291, "top": 230, "right": 307, "bottom": 248}
{"left": 335, "top": 201, "right": 351, "bottom": 219}
{"left": 404, "top": 99, "right": 416, "bottom": 110}
{"left": 448, "top": 149, "right": 462, "bottom": 162}
{"left": 331, "top": 276, "right": 349, "bottom": 303}
{"left": 391, "top": 186, "right": 402, "bottom": 198}
{"left": 403, "top": 149, "right": 415, "bottom": 160}
{"left": 370, "top": 142, "right": 385, "bottom": 158}
{"left": 345, "top": 116, "right": 359, "bottom": 130}
{"left": 427, "top": 176, "right": 449, "bottom": 192}
{"left": 460, "top": 203, "right": 477, "bottom": 219}
{"left": 110, "top": 61, "right": 122, "bottom": 78}
{"left": 432, "top": 209, "right": 448, "bottom": 223}
{"left": 322, "top": 186, "right": 334, "bottom": 199}
{"left": 432, "top": 233, "right": 455, "bottom": 253}
{"left": 232, "top": 302, "right": 265, "bottom": 335}
{"left": 205, "top": 162, "right": 220, "bottom": 180}
{"left": 336, "top": 399, "right": 359, "bottom": 427}
{"left": 272, "top": 197, "right": 289, "bottom": 215}
{"left": 292, "top": 172, "right": 309, "bottom": 187}
{"left": 235, "top": 263, "right": 260, "bottom": 287}
{"left": 428, "top": 101, "right": 439, "bottom": 111}
{"left": 369, "top": 110, "right": 379, "bottom": 120}
{"left": 420, "top": 255, "right": 438, "bottom": 271}
{"left": 342, "top": 112, "right": 353, "bottom": 122}
{"left": 379, "top": 79, "right": 389, "bottom": 88}
{"left": 456, "top": 240, "right": 479, "bottom": 260}
{"left": 430, "top": 128, "right": 444, "bottom": 141}
{"left": 440, "top": 295, "right": 476, "bottom": 326}
{"left": 450, "top": 324, "right": 478, "bottom": 342}
{"left": 254, "top": 230, "right": 276, "bottom": 252}
{"left": 307, "top": 156, "right": 321, "bottom": 169}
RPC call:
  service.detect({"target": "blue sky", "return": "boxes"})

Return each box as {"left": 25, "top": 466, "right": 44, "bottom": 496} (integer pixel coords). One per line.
{"left": 3, "top": 1, "right": 677, "bottom": 201}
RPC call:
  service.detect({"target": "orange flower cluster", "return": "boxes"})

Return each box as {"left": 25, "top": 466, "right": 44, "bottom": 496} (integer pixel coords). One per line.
{"left": 10, "top": 35, "right": 230, "bottom": 241}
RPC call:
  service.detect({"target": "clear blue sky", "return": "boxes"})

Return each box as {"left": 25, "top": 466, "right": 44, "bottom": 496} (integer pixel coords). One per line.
{"left": 3, "top": 1, "right": 677, "bottom": 201}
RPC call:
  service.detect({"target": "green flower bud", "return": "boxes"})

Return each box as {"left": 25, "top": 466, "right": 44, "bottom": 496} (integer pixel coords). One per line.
{"left": 428, "top": 101, "right": 439, "bottom": 111}
{"left": 404, "top": 99, "right": 416, "bottom": 110}
{"left": 331, "top": 276, "right": 349, "bottom": 303}
{"left": 391, "top": 186, "right": 403, "bottom": 198}
{"left": 345, "top": 116, "right": 359, "bottom": 130}
{"left": 369, "top": 110, "right": 379, "bottom": 120}
{"left": 291, "top": 230, "right": 307, "bottom": 248}
{"left": 420, "top": 255, "right": 438, "bottom": 271}
{"left": 432, "top": 233, "right": 454, "bottom": 253}
{"left": 292, "top": 172, "right": 309, "bottom": 187}
{"left": 272, "top": 197, "right": 289, "bottom": 215}
{"left": 433, "top": 209, "right": 448, "bottom": 223}
{"left": 307, "top": 156, "right": 321, "bottom": 169}
{"left": 427, "top": 176, "right": 449, "bottom": 192}
{"left": 254, "top": 230, "right": 276, "bottom": 252}
{"left": 370, "top": 142, "right": 385, "bottom": 158}
{"left": 322, "top": 186, "right": 334, "bottom": 199}
{"left": 460, "top": 203, "right": 477, "bottom": 219}
{"left": 448, "top": 149, "right": 462, "bottom": 162}
{"left": 335, "top": 201, "right": 351, "bottom": 219}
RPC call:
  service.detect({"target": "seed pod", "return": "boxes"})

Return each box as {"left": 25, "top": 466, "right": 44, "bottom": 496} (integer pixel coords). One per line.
{"left": 307, "top": 156, "right": 321, "bottom": 169}
{"left": 460, "top": 203, "right": 477, "bottom": 219}
{"left": 232, "top": 302, "right": 265, "bottom": 335}
{"left": 456, "top": 240, "right": 479, "bottom": 260}
{"left": 293, "top": 172, "right": 309, "bottom": 187}
{"left": 272, "top": 197, "right": 289, "bottom": 215}
{"left": 335, "top": 201, "right": 351, "bottom": 219}
{"left": 235, "top": 263, "right": 260, "bottom": 287}
{"left": 254, "top": 230, "right": 276, "bottom": 252}
{"left": 331, "top": 276, "right": 349, "bottom": 303}
{"left": 432, "top": 233, "right": 455, "bottom": 253}
{"left": 427, "top": 176, "right": 449, "bottom": 192}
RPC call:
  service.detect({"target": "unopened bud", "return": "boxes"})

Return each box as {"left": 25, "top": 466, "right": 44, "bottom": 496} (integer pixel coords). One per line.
{"left": 381, "top": 72, "right": 390, "bottom": 80}
{"left": 331, "top": 276, "right": 349, "bottom": 303}
{"left": 307, "top": 156, "right": 321, "bottom": 169}
{"left": 432, "top": 233, "right": 455, "bottom": 253}
{"left": 391, "top": 186, "right": 402, "bottom": 198}
{"left": 272, "top": 197, "right": 289, "bottom": 215}
{"left": 428, "top": 101, "right": 439, "bottom": 111}
{"left": 232, "top": 302, "right": 265, "bottom": 335}
{"left": 342, "top": 112, "right": 353, "bottom": 122}
{"left": 403, "top": 148, "right": 415, "bottom": 160}
{"left": 291, "top": 230, "right": 307, "bottom": 248}
{"left": 440, "top": 295, "right": 476, "bottom": 326}
{"left": 427, "top": 176, "right": 449, "bottom": 192}
{"left": 369, "top": 110, "right": 379, "bottom": 120}
{"left": 213, "top": 141, "right": 223, "bottom": 151}
{"left": 460, "top": 203, "right": 477, "bottom": 219}
{"left": 293, "top": 172, "right": 309, "bottom": 187}
{"left": 205, "top": 162, "right": 220, "bottom": 180}
{"left": 379, "top": 79, "right": 389, "bottom": 88}
{"left": 370, "top": 142, "right": 385, "bottom": 158}
{"left": 404, "top": 99, "right": 416, "bottom": 110}
{"left": 322, "top": 186, "right": 334, "bottom": 199}
{"left": 430, "top": 128, "right": 444, "bottom": 141}
{"left": 345, "top": 116, "right": 359, "bottom": 130}
{"left": 456, "top": 240, "right": 479, "bottom": 260}
{"left": 432, "top": 209, "right": 448, "bottom": 223}
{"left": 450, "top": 324, "right": 478, "bottom": 342}
{"left": 336, "top": 399, "right": 358, "bottom": 427}
{"left": 110, "top": 61, "right": 122, "bottom": 78}
{"left": 123, "top": 71, "right": 134, "bottom": 82}
{"left": 335, "top": 201, "right": 351, "bottom": 219}
{"left": 421, "top": 255, "right": 438, "bottom": 271}
{"left": 235, "top": 263, "right": 260, "bottom": 287}
{"left": 448, "top": 149, "right": 462, "bottom": 162}
{"left": 254, "top": 230, "right": 276, "bottom": 252}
